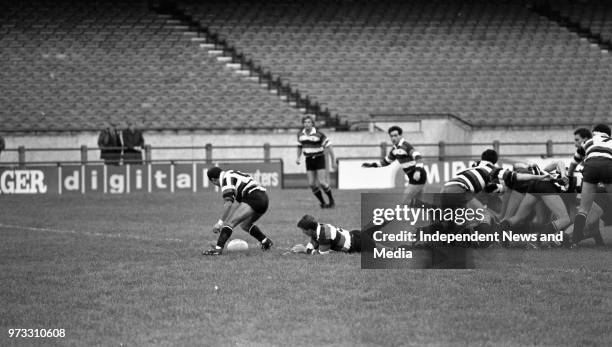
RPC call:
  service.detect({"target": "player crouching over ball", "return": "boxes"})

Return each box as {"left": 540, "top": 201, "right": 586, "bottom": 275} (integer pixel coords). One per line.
{"left": 202, "top": 167, "right": 273, "bottom": 255}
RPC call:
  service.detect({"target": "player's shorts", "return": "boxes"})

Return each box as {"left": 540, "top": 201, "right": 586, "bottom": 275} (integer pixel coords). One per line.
{"left": 242, "top": 189, "right": 269, "bottom": 214}
{"left": 305, "top": 154, "right": 326, "bottom": 171}
{"left": 348, "top": 230, "right": 362, "bottom": 253}
{"left": 582, "top": 157, "right": 612, "bottom": 184}
{"left": 527, "top": 181, "right": 562, "bottom": 195}
{"left": 406, "top": 167, "right": 427, "bottom": 185}
{"left": 440, "top": 184, "right": 474, "bottom": 208}
{"left": 508, "top": 180, "right": 530, "bottom": 194}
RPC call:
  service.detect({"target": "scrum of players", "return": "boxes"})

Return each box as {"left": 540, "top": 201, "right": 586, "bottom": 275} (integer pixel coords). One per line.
{"left": 204, "top": 124, "right": 610, "bottom": 255}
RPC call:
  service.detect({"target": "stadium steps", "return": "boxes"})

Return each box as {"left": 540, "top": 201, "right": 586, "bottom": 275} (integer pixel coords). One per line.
{"left": 530, "top": 3, "right": 612, "bottom": 52}
{"left": 151, "top": 3, "right": 349, "bottom": 131}
{"left": 173, "top": 0, "right": 612, "bottom": 128}
{"left": 0, "top": 0, "right": 307, "bottom": 132}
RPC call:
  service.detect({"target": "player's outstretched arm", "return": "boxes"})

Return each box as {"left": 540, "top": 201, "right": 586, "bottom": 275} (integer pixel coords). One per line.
{"left": 290, "top": 244, "right": 308, "bottom": 253}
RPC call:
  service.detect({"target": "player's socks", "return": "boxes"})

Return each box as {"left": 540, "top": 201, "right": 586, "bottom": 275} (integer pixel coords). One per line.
{"left": 539, "top": 221, "right": 558, "bottom": 234}
{"left": 322, "top": 186, "right": 335, "bottom": 205}
{"left": 572, "top": 212, "right": 587, "bottom": 244}
{"left": 217, "top": 226, "right": 233, "bottom": 248}
{"left": 587, "top": 222, "right": 604, "bottom": 245}
{"left": 311, "top": 187, "right": 326, "bottom": 205}
{"left": 248, "top": 224, "right": 266, "bottom": 242}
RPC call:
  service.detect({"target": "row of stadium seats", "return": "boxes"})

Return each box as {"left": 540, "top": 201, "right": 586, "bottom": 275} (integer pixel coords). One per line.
{"left": 0, "top": 0, "right": 305, "bottom": 131}
{"left": 2, "top": 0, "right": 612, "bottom": 131}
{"left": 548, "top": 1, "right": 612, "bottom": 43}
{"left": 178, "top": 0, "right": 612, "bottom": 126}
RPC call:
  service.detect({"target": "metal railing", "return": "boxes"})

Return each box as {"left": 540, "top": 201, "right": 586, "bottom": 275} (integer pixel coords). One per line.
{"left": 0, "top": 140, "right": 575, "bottom": 167}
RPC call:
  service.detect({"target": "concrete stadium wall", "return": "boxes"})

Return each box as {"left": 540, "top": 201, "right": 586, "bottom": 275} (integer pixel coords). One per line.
{"left": 0, "top": 120, "right": 577, "bottom": 173}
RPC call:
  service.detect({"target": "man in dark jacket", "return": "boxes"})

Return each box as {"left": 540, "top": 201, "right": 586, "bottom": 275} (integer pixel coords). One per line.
{"left": 122, "top": 121, "right": 145, "bottom": 165}
{"left": 0, "top": 134, "right": 5, "bottom": 160}
{"left": 98, "top": 123, "right": 122, "bottom": 165}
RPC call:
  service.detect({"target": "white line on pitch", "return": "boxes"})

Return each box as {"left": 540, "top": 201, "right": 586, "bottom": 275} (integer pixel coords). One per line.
{"left": 0, "top": 223, "right": 184, "bottom": 243}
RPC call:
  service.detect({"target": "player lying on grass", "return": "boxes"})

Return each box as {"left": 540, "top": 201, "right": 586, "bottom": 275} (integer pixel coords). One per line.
{"left": 291, "top": 214, "right": 387, "bottom": 254}
{"left": 202, "top": 167, "right": 273, "bottom": 255}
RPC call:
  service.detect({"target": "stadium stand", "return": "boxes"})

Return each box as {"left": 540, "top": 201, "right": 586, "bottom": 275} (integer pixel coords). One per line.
{"left": 544, "top": 1, "right": 612, "bottom": 44}
{"left": 2, "top": 0, "right": 612, "bottom": 132}
{"left": 177, "top": 0, "right": 612, "bottom": 127}
{"left": 0, "top": 0, "right": 304, "bottom": 132}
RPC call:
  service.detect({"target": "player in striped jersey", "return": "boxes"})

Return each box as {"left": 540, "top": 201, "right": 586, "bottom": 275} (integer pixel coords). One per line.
{"left": 441, "top": 150, "right": 549, "bottom": 232}
{"left": 296, "top": 116, "right": 336, "bottom": 208}
{"left": 202, "top": 167, "right": 273, "bottom": 255}
{"left": 497, "top": 161, "right": 574, "bottom": 246}
{"left": 362, "top": 126, "right": 427, "bottom": 202}
{"left": 563, "top": 163, "right": 605, "bottom": 245}
{"left": 568, "top": 124, "right": 612, "bottom": 244}
{"left": 498, "top": 162, "right": 543, "bottom": 221}
{"left": 293, "top": 214, "right": 363, "bottom": 254}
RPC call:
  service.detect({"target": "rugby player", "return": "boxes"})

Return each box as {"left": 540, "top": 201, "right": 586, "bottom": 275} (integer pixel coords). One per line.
{"left": 499, "top": 161, "right": 570, "bottom": 236}
{"left": 563, "top": 163, "right": 604, "bottom": 245}
{"left": 202, "top": 167, "right": 273, "bottom": 255}
{"left": 292, "top": 214, "right": 365, "bottom": 254}
{"left": 296, "top": 115, "right": 336, "bottom": 208}
{"left": 568, "top": 124, "right": 612, "bottom": 245}
{"left": 362, "top": 125, "right": 426, "bottom": 203}
{"left": 565, "top": 128, "right": 604, "bottom": 245}
{"left": 440, "top": 149, "right": 550, "bottom": 240}
{"left": 497, "top": 162, "right": 542, "bottom": 221}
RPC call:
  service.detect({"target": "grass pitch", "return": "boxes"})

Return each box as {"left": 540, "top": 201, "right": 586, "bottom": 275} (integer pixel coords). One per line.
{"left": 1, "top": 190, "right": 611, "bottom": 346}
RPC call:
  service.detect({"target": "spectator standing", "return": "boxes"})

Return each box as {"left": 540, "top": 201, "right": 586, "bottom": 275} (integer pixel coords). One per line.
{"left": 0, "top": 134, "right": 5, "bottom": 160}
{"left": 98, "top": 122, "right": 122, "bottom": 165}
{"left": 122, "top": 121, "right": 145, "bottom": 165}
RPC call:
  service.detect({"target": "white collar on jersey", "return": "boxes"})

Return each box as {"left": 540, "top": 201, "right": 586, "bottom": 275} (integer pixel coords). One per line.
{"left": 593, "top": 131, "right": 609, "bottom": 138}
{"left": 394, "top": 138, "right": 406, "bottom": 148}
{"left": 478, "top": 160, "right": 496, "bottom": 167}
{"left": 302, "top": 127, "right": 317, "bottom": 135}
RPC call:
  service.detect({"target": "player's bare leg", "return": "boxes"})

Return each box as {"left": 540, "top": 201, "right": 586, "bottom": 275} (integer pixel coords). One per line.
{"left": 213, "top": 203, "right": 272, "bottom": 252}
{"left": 539, "top": 195, "right": 571, "bottom": 234}
{"left": 402, "top": 183, "right": 424, "bottom": 206}
{"left": 316, "top": 168, "right": 334, "bottom": 207}
{"left": 566, "top": 202, "right": 604, "bottom": 244}
{"left": 572, "top": 182, "right": 597, "bottom": 244}
{"left": 208, "top": 203, "right": 254, "bottom": 253}
{"left": 502, "top": 189, "right": 524, "bottom": 220}
{"left": 239, "top": 211, "right": 273, "bottom": 250}
{"left": 307, "top": 170, "right": 327, "bottom": 207}
{"left": 503, "top": 193, "right": 537, "bottom": 227}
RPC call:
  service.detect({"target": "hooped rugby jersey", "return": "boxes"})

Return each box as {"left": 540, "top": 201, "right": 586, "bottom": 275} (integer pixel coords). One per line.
{"left": 297, "top": 127, "right": 330, "bottom": 158}
{"left": 306, "top": 223, "right": 352, "bottom": 253}
{"left": 573, "top": 131, "right": 612, "bottom": 163}
{"left": 219, "top": 170, "right": 265, "bottom": 203}
{"left": 445, "top": 160, "right": 497, "bottom": 193}
{"left": 568, "top": 164, "right": 584, "bottom": 194}
{"left": 379, "top": 138, "right": 422, "bottom": 174}
{"left": 543, "top": 166, "right": 569, "bottom": 192}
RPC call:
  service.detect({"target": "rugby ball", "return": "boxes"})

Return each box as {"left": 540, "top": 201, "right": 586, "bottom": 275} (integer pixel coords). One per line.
{"left": 226, "top": 239, "right": 249, "bottom": 252}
